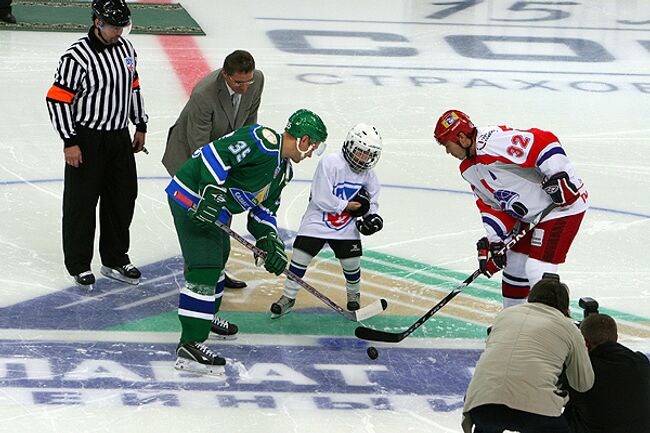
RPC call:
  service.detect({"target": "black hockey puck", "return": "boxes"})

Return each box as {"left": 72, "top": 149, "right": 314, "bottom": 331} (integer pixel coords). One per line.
{"left": 367, "top": 346, "right": 379, "bottom": 360}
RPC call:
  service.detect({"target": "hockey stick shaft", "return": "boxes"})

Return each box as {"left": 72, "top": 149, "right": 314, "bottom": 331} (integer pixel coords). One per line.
{"left": 215, "top": 222, "right": 387, "bottom": 322}
{"left": 355, "top": 203, "right": 557, "bottom": 343}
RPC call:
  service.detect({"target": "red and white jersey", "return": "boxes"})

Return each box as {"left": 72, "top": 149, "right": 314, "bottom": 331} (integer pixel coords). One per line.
{"left": 296, "top": 151, "right": 380, "bottom": 240}
{"left": 461, "top": 126, "right": 588, "bottom": 242}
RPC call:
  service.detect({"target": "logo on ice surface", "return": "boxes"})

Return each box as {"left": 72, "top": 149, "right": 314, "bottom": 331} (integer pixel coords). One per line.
{"left": 0, "top": 340, "right": 473, "bottom": 412}
{"left": 0, "top": 255, "right": 478, "bottom": 411}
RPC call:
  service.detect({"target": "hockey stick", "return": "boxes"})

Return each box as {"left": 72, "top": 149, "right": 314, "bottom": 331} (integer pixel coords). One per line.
{"left": 215, "top": 222, "right": 388, "bottom": 322}
{"left": 355, "top": 203, "right": 557, "bottom": 343}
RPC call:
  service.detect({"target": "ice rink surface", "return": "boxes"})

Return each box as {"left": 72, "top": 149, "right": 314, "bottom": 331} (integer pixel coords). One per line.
{"left": 1, "top": 1, "right": 649, "bottom": 432}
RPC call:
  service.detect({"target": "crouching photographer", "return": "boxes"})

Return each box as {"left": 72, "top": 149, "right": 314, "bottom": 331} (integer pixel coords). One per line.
{"left": 461, "top": 276, "right": 594, "bottom": 433}
{"left": 563, "top": 312, "right": 650, "bottom": 433}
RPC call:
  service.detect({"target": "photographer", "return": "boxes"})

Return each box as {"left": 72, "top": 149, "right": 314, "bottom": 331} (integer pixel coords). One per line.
{"left": 462, "top": 277, "right": 594, "bottom": 433}
{"left": 563, "top": 313, "right": 650, "bottom": 433}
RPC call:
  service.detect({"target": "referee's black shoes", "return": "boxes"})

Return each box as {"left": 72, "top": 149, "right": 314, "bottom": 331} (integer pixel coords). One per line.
{"left": 224, "top": 273, "right": 247, "bottom": 289}
{"left": 0, "top": 12, "right": 16, "bottom": 23}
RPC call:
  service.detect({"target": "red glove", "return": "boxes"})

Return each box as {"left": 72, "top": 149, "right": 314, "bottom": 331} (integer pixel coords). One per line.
{"left": 542, "top": 172, "right": 580, "bottom": 206}
{"left": 477, "top": 237, "right": 507, "bottom": 278}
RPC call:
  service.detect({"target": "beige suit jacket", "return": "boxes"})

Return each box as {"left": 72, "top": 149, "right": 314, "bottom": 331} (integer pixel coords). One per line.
{"left": 461, "top": 302, "right": 594, "bottom": 432}
{"left": 161, "top": 68, "right": 264, "bottom": 176}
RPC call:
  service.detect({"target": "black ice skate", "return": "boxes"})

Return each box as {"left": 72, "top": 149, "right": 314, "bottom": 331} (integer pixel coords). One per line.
{"left": 73, "top": 270, "right": 95, "bottom": 291}
{"left": 100, "top": 263, "right": 141, "bottom": 285}
{"left": 174, "top": 342, "right": 225, "bottom": 376}
{"left": 270, "top": 295, "right": 295, "bottom": 319}
{"left": 210, "top": 316, "right": 239, "bottom": 340}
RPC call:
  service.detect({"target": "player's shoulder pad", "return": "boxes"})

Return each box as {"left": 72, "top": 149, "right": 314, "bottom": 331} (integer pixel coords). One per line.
{"left": 474, "top": 126, "right": 504, "bottom": 153}
{"left": 251, "top": 125, "right": 281, "bottom": 152}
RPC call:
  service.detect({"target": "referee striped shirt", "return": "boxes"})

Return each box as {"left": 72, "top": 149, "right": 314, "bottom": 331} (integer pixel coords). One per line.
{"left": 46, "top": 27, "right": 148, "bottom": 147}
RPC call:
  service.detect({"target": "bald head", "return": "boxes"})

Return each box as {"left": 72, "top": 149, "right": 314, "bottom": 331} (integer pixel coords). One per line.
{"left": 580, "top": 313, "right": 618, "bottom": 350}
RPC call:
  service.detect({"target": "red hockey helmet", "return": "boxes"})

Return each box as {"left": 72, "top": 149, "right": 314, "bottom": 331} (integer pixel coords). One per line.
{"left": 434, "top": 110, "right": 475, "bottom": 145}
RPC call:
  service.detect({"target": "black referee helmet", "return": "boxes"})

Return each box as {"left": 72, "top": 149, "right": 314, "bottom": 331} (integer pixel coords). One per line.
{"left": 92, "top": 0, "right": 131, "bottom": 27}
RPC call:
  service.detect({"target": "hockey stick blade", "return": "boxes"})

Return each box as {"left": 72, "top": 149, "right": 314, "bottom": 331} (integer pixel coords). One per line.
{"left": 214, "top": 222, "right": 387, "bottom": 322}
{"left": 353, "top": 298, "right": 388, "bottom": 322}
{"left": 355, "top": 325, "right": 404, "bottom": 343}
{"left": 354, "top": 278, "right": 472, "bottom": 343}
{"left": 354, "top": 203, "right": 557, "bottom": 343}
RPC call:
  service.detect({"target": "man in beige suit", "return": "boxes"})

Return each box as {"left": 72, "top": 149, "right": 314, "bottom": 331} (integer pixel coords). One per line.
{"left": 461, "top": 276, "right": 594, "bottom": 433}
{"left": 162, "top": 50, "right": 264, "bottom": 175}
{"left": 162, "top": 50, "right": 264, "bottom": 338}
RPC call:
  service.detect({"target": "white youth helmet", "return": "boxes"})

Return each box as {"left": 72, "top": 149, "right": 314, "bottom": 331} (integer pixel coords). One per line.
{"left": 342, "top": 123, "right": 382, "bottom": 173}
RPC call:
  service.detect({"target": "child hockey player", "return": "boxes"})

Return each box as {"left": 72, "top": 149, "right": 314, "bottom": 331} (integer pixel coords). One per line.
{"left": 271, "top": 123, "right": 384, "bottom": 317}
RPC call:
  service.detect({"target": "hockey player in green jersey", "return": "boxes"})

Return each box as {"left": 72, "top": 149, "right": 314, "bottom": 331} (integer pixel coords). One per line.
{"left": 165, "top": 108, "right": 327, "bottom": 375}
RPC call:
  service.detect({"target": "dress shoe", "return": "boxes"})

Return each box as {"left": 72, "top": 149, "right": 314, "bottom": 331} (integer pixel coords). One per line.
{"left": 0, "top": 13, "right": 16, "bottom": 24}
{"left": 224, "top": 273, "right": 246, "bottom": 289}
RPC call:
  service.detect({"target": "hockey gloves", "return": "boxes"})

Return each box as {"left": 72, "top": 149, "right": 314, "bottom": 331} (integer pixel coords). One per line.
{"left": 477, "top": 237, "right": 507, "bottom": 278}
{"left": 542, "top": 172, "right": 580, "bottom": 207}
{"left": 348, "top": 186, "right": 371, "bottom": 218}
{"left": 255, "top": 231, "right": 288, "bottom": 276}
{"left": 190, "top": 185, "right": 228, "bottom": 228}
{"left": 356, "top": 214, "right": 383, "bottom": 236}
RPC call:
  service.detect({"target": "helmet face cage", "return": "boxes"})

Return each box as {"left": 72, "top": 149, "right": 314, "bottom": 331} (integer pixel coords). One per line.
{"left": 342, "top": 124, "right": 382, "bottom": 173}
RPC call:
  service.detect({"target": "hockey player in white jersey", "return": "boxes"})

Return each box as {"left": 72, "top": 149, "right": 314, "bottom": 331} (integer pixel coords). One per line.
{"left": 434, "top": 110, "right": 588, "bottom": 308}
{"left": 271, "top": 124, "right": 384, "bottom": 317}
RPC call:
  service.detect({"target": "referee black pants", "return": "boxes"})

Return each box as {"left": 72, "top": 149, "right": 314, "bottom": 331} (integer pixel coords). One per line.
{"left": 63, "top": 126, "right": 137, "bottom": 276}
{"left": 0, "top": 0, "right": 11, "bottom": 13}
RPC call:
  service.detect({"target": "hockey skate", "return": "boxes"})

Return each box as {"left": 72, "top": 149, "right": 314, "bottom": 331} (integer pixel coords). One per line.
{"left": 174, "top": 342, "right": 225, "bottom": 376}
{"left": 100, "top": 263, "right": 141, "bottom": 285}
{"left": 270, "top": 295, "right": 295, "bottom": 319}
{"left": 73, "top": 271, "right": 95, "bottom": 291}
{"left": 210, "top": 316, "right": 239, "bottom": 340}
{"left": 346, "top": 292, "right": 360, "bottom": 311}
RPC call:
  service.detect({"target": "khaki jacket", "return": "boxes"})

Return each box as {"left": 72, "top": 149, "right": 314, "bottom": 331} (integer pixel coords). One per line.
{"left": 161, "top": 68, "right": 264, "bottom": 176}
{"left": 462, "top": 303, "right": 594, "bottom": 433}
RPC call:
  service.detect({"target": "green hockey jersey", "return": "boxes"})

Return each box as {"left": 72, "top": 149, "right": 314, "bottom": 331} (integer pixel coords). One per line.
{"left": 165, "top": 124, "right": 293, "bottom": 239}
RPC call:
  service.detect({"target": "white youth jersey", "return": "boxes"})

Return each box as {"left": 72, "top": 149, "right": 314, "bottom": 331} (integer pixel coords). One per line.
{"left": 461, "top": 125, "right": 588, "bottom": 242}
{"left": 297, "top": 151, "right": 380, "bottom": 240}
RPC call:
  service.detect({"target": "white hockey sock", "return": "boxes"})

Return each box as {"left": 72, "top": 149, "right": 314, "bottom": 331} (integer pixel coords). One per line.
{"left": 526, "top": 258, "right": 559, "bottom": 288}
{"left": 340, "top": 256, "right": 361, "bottom": 294}
{"left": 503, "top": 296, "right": 527, "bottom": 308}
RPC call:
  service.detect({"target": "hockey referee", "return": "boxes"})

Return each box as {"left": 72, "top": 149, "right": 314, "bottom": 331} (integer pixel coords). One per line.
{"left": 46, "top": 0, "right": 148, "bottom": 289}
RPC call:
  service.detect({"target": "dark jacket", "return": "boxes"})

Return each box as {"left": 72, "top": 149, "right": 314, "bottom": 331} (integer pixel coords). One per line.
{"left": 564, "top": 342, "right": 650, "bottom": 433}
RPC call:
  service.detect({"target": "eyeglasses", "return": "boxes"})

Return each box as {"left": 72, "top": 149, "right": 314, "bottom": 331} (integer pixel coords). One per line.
{"left": 229, "top": 76, "right": 255, "bottom": 86}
